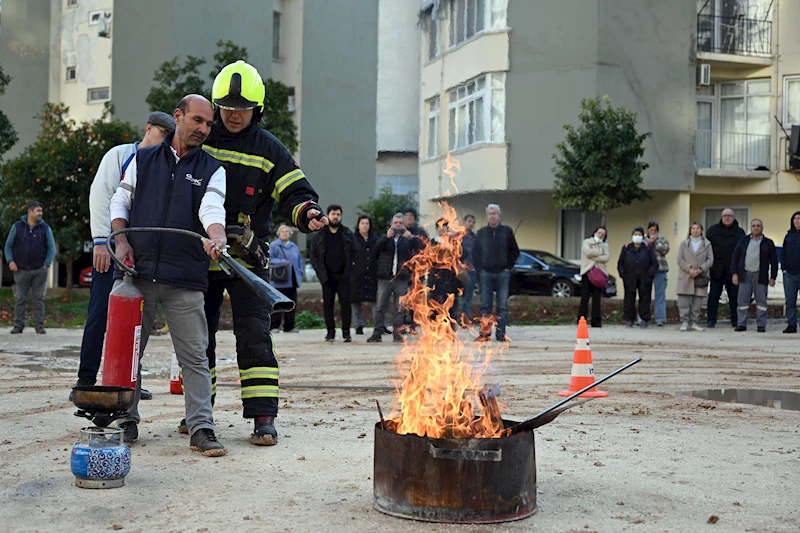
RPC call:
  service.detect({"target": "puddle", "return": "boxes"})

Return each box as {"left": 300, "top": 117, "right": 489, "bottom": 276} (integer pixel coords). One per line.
{"left": 672, "top": 389, "right": 800, "bottom": 411}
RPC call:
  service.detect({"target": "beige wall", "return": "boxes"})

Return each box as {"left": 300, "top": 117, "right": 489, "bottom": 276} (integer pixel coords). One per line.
{"left": 690, "top": 193, "right": 800, "bottom": 246}
{"left": 272, "top": 0, "right": 303, "bottom": 160}
{"left": 52, "top": 0, "right": 113, "bottom": 123}
{"left": 421, "top": 30, "right": 510, "bottom": 101}
{"left": 420, "top": 145, "right": 508, "bottom": 201}
{"left": 376, "top": 153, "right": 417, "bottom": 177}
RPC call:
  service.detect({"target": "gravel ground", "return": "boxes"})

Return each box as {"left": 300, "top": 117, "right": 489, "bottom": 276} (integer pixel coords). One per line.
{"left": 0, "top": 322, "right": 798, "bottom": 533}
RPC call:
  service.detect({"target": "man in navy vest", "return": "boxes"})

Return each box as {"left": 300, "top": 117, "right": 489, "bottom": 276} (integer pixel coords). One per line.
{"left": 4, "top": 201, "right": 55, "bottom": 334}
{"left": 70, "top": 111, "right": 174, "bottom": 400}
{"left": 109, "top": 95, "right": 228, "bottom": 457}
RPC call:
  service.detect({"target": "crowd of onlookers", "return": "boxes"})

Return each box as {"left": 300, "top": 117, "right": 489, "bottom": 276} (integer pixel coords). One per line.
{"left": 269, "top": 203, "right": 519, "bottom": 343}
{"left": 578, "top": 207, "right": 794, "bottom": 333}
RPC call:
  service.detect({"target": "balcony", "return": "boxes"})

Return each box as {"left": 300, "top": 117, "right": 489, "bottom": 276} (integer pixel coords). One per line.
{"left": 697, "top": 14, "right": 772, "bottom": 66}
{"left": 695, "top": 130, "right": 771, "bottom": 177}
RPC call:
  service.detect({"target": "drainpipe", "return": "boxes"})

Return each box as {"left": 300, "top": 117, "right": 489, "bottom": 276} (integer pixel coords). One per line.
{"left": 772, "top": 0, "right": 780, "bottom": 194}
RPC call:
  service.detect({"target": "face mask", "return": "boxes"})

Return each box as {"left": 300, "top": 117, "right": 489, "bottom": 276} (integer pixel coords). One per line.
{"left": 632, "top": 235, "right": 643, "bottom": 245}
{"left": 593, "top": 235, "right": 603, "bottom": 244}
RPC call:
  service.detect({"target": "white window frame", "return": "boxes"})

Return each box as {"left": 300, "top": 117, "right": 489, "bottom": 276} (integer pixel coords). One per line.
{"left": 89, "top": 10, "right": 104, "bottom": 25}
{"left": 557, "top": 209, "right": 603, "bottom": 262}
{"left": 426, "top": 14, "right": 440, "bottom": 61}
{"left": 696, "top": 94, "right": 715, "bottom": 168}
{"left": 702, "top": 206, "right": 750, "bottom": 234}
{"left": 427, "top": 97, "right": 440, "bottom": 159}
{"left": 719, "top": 79, "right": 770, "bottom": 135}
{"left": 272, "top": 12, "right": 282, "bottom": 61}
{"left": 448, "top": 0, "right": 507, "bottom": 49}
{"left": 784, "top": 75, "right": 800, "bottom": 127}
{"left": 447, "top": 73, "right": 505, "bottom": 152}
{"left": 65, "top": 66, "right": 77, "bottom": 82}
{"left": 87, "top": 87, "right": 110, "bottom": 103}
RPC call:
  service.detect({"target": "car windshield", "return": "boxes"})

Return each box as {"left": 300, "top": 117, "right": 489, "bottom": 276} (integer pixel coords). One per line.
{"left": 530, "top": 251, "right": 574, "bottom": 268}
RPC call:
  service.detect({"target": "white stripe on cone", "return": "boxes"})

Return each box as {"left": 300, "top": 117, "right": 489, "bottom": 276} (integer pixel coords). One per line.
{"left": 575, "top": 338, "right": 590, "bottom": 350}
{"left": 570, "top": 363, "right": 595, "bottom": 377}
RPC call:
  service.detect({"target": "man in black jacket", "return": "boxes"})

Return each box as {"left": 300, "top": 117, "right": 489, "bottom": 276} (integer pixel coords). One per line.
{"left": 110, "top": 95, "right": 227, "bottom": 456}
{"left": 781, "top": 211, "right": 800, "bottom": 333}
{"left": 706, "top": 209, "right": 745, "bottom": 328}
{"left": 473, "top": 204, "right": 520, "bottom": 342}
{"left": 367, "top": 213, "right": 422, "bottom": 343}
{"left": 203, "top": 61, "right": 326, "bottom": 446}
{"left": 310, "top": 205, "right": 354, "bottom": 342}
{"left": 731, "top": 219, "right": 777, "bottom": 332}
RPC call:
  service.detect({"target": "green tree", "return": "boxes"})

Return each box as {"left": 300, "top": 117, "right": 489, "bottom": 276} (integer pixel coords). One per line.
{"left": 552, "top": 95, "right": 652, "bottom": 226}
{"left": 145, "top": 55, "right": 207, "bottom": 114}
{"left": 146, "top": 41, "right": 298, "bottom": 152}
{"left": 0, "top": 104, "right": 140, "bottom": 299}
{"left": 356, "top": 185, "right": 419, "bottom": 233}
{"left": 0, "top": 61, "right": 19, "bottom": 162}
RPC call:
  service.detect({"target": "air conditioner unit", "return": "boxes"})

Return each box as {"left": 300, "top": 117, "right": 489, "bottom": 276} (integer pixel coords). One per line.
{"left": 789, "top": 125, "right": 800, "bottom": 171}
{"left": 697, "top": 64, "right": 711, "bottom": 86}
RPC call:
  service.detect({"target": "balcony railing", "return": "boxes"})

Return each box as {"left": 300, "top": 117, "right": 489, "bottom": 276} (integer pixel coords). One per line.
{"left": 696, "top": 130, "right": 770, "bottom": 171}
{"left": 697, "top": 14, "right": 772, "bottom": 57}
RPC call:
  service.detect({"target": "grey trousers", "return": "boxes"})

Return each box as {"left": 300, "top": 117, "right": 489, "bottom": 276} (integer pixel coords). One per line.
{"left": 737, "top": 271, "right": 768, "bottom": 328}
{"left": 677, "top": 295, "right": 703, "bottom": 326}
{"left": 119, "top": 280, "right": 214, "bottom": 436}
{"left": 351, "top": 302, "right": 377, "bottom": 328}
{"left": 12, "top": 268, "right": 48, "bottom": 329}
{"left": 373, "top": 278, "right": 409, "bottom": 333}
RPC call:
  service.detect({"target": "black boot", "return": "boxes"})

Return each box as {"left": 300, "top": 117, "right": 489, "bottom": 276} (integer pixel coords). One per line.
{"left": 189, "top": 428, "right": 226, "bottom": 456}
{"left": 177, "top": 418, "right": 188, "bottom": 434}
{"left": 251, "top": 416, "right": 278, "bottom": 446}
{"left": 119, "top": 421, "right": 138, "bottom": 444}
{"left": 355, "top": 326, "right": 364, "bottom": 335}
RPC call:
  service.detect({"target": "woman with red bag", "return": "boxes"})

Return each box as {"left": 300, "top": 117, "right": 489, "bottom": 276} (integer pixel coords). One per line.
{"left": 578, "top": 226, "right": 610, "bottom": 327}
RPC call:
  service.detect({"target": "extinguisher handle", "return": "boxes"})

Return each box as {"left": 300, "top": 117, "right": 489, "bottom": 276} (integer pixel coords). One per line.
{"left": 107, "top": 227, "right": 206, "bottom": 277}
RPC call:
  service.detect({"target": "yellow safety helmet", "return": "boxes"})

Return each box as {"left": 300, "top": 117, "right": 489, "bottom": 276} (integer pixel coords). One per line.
{"left": 211, "top": 60, "right": 265, "bottom": 112}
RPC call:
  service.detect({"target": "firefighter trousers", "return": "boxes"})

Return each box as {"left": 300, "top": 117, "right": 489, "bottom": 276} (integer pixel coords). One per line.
{"left": 205, "top": 267, "right": 279, "bottom": 418}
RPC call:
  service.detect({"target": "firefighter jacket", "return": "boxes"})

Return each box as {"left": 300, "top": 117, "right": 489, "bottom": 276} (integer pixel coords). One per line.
{"left": 203, "top": 119, "right": 321, "bottom": 253}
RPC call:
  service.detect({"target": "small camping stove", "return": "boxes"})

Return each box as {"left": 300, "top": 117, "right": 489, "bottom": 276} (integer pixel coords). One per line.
{"left": 70, "top": 386, "right": 135, "bottom": 488}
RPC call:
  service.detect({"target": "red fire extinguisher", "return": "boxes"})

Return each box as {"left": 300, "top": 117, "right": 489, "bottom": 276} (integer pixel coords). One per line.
{"left": 101, "top": 274, "right": 144, "bottom": 389}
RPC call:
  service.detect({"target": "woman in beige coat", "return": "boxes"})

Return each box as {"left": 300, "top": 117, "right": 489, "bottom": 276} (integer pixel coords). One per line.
{"left": 578, "top": 226, "right": 610, "bottom": 327}
{"left": 676, "top": 222, "right": 714, "bottom": 331}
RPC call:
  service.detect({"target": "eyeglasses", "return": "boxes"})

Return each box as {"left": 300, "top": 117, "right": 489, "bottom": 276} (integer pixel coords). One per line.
{"left": 722, "top": 214, "right": 734, "bottom": 217}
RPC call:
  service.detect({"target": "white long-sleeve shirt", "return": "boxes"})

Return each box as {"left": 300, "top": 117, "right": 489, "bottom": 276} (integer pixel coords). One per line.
{"left": 90, "top": 143, "right": 137, "bottom": 243}
{"left": 109, "top": 147, "right": 226, "bottom": 231}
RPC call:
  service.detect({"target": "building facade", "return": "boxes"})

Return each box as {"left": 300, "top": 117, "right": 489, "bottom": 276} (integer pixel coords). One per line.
{"left": 418, "top": 0, "right": 800, "bottom": 300}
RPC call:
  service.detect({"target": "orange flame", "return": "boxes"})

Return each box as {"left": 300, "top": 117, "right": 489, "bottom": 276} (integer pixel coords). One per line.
{"left": 390, "top": 155, "right": 505, "bottom": 439}
{"left": 442, "top": 153, "right": 461, "bottom": 196}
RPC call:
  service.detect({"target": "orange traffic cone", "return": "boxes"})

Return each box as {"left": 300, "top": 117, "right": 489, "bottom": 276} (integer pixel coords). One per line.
{"left": 558, "top": 317, "right": 608, "bottom": 398}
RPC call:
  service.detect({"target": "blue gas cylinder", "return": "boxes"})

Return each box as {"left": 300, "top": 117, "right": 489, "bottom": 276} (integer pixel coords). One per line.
{"left": 71, "top": 427, "right": 131, "bottom": 488}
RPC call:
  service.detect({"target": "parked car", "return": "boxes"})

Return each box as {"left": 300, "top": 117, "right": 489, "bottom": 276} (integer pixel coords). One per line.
{"left": 79, "top": 266, "right": 93, "bottom": 288}
{"left": 510, "top": 250, "right": 617, "bottom": 298}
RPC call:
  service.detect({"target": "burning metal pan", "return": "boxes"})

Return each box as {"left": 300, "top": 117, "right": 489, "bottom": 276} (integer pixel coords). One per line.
{"left": 373, "top": 420, "right": 536, "bottom": 524}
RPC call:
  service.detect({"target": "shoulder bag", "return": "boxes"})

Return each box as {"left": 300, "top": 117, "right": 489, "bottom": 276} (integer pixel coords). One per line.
{"left": 269, "top": 244, "right": 290, "bottom": 283}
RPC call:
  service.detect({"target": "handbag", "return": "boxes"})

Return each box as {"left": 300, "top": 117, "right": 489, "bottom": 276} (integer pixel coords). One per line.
{"left": 586, "top": 266, "right": 608, "bottom": 289}
{"left": 268, "top": 244, "right": 290, "bottom": 283}
{"left": 694, "top": 274, "right": 709, "bottom": 288}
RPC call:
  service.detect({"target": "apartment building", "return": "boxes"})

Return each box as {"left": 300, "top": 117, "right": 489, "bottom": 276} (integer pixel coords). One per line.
{"left": 418, "top": 0, "right": 800, "bottom": 300}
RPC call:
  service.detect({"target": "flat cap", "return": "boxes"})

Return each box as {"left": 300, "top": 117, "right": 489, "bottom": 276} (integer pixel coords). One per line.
{"left": 147, "top": 111, "right": 175, "bottom": 131}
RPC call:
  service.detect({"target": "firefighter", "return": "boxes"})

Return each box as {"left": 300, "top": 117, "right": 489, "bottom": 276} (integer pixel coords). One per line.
{"left": 186, "top": 60, "right": 326, "bottom": 446}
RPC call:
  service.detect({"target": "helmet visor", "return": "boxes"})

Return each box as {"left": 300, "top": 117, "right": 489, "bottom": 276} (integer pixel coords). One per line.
{"left": 214, "top": 94, "right": 258, "bottom": 111}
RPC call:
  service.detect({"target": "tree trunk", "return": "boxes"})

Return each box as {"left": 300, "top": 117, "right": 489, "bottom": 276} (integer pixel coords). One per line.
{"left": 601, "top": 210, "right": 608, "bottom": 227}
{"left": 65, "top": 256, "right": 73, "bottom": 302}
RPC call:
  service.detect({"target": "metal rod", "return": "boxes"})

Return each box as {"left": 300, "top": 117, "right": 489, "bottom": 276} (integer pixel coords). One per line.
{"left": 512, "top": 357, "right": 642, "bottom": 433}
{"left": 215, "top": 382, "right": 395, "bottom": 391}
{"left": 376, "top": 400, "right": 387, "bottom": 431}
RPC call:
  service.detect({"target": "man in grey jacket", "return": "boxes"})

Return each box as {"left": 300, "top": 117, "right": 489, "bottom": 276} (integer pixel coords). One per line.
{"left": 71, "top": 112, "right": 174, "bottom": 395}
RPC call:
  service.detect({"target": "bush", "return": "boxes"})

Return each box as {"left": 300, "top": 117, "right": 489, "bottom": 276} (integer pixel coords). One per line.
{"left": 295, "top": 310, "right": 324, "bottom": 329}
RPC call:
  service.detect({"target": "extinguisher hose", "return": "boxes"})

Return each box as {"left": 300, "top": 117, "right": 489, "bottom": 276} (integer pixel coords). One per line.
{"left": 106, "top": 227, "right": 295, "bottom": 312}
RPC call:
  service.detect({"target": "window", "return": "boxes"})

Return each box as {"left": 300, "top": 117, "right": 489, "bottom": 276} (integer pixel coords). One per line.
{"left": 287, "top": 87, "right": 296, "bottom": 113}
{"left": 376, "top": 175, "right": 419, "bottom": 196}
{"left": 785, "top": 76, "right": 800, "bottom": 127}
{"left": 560, "top": 210, "right": 601, "bottom": 262}
{"left": 67, "top": 0, "right": 78, "bottom": 7}
{"left": 447, "top": 73, "right": 505, "bottom": 151}
{"left": 448, "top": 0, "right": 507, "bottom": 48}
{"left": 65, "top": 67, "right": 77, "bottom": 82}
{"left": 426, "top": 14, "right": 440, "bottom": 60}
{"left": 427, "top": 97, "right": 439, "bottom": 159}
{"left": 273, "top": 12, "right": 281, "bottom": 60}
{"left": 89, "top": 10, "right": 103, "bottom": 25}
{"left": 696, "top": 86, "right": 715, "bottom": 168}
{"left": 703, "top": 207, "right": 749, "bottom": 235}
{"left": 719, "top": 79, "right": 770, "bottom": 169}
{"left": 87, "top": 87, "right": 110, "bottom": 103}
